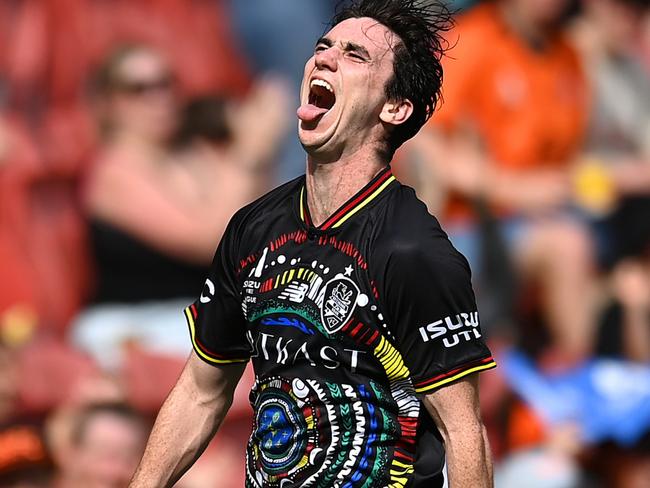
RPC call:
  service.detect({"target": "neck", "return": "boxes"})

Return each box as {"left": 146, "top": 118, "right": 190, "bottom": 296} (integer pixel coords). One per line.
{"left": 500, "top": 1, "right": 552, "bottom": 51}
{"left": 305, "top": 148, "right": 387, "bottom": 227}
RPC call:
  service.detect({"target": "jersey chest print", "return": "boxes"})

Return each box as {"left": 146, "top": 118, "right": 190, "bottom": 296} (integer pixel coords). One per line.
{"left": 237, "top": 230, "right": 417, "bottom": 488}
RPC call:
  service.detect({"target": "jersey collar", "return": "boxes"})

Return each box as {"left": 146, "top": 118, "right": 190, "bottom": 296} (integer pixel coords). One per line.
{"left": 299, "top": 165, "right": 396, "bottom": 231}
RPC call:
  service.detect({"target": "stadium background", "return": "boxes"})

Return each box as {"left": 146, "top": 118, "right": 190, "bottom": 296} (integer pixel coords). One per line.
{"left": 0, "top": 0, "right": 648, "bottom": 486}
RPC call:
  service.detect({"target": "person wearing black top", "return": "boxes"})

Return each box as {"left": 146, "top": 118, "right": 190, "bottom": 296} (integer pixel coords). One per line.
{"left": 130, "top": 1, "right": 496, "bottom": 487}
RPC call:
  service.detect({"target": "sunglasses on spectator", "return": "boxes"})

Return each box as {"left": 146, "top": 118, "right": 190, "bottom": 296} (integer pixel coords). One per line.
{"left": 113, "top": 76, "right": 174, "bottom": 95}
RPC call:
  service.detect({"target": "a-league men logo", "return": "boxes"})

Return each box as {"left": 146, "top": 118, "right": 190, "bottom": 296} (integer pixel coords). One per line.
{"left": 320, "top": 276, "right": 359, "bottom": 334}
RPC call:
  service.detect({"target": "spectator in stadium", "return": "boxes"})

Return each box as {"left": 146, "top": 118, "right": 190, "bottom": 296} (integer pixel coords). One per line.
{"left": 406, "top": 0, "right": 594, "bottom": 363}
{"left": 571, "top": 0, "right": 650, "bottom": 364}
{"left": 50, "top": 402, "right": 147, "bottom": 488}
{"left": 72, "top": 45, "right": 289, "bottom": 371}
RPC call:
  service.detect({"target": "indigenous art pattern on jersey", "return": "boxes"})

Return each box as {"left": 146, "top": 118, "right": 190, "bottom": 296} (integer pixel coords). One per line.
{"left": 236, "top": 232, "right": 418, "bottom": 487}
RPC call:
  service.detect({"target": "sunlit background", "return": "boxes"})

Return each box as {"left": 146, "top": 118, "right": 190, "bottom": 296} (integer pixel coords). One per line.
{"left": 0, "top": 0, "right": 649, "bottom": 487}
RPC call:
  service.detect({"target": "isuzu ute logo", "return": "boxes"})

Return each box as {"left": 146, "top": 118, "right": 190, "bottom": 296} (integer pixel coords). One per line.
{"left": 320, "top": 276, "right": 359, "bottom": 334}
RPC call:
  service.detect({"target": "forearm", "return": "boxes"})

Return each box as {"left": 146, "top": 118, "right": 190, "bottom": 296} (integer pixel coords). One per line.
{"left": 129, "top": 358, "right": 242, "bottom": 488}
{"left": 424, "top": 376, "right": 493, "bottom": 488}
{"left": 444, "top": 421, "right": 493, "bottom": 488}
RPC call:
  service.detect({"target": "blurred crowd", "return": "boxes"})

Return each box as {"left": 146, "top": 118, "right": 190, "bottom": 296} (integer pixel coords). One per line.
{"left": 0, "top": 0, "right": 648, "bottom": 487}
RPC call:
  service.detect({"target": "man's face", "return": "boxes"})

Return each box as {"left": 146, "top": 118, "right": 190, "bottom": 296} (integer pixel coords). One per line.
{"left": 297, "top": 17, "right": 400, "bottom": 159}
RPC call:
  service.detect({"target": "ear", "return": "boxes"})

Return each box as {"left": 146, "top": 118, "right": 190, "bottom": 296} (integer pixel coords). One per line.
{"left": 379, "top": 99, "right": 414, "bottom": 126}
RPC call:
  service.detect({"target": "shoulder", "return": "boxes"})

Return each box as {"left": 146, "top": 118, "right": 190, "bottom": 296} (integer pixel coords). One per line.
{"left": 372, "top": 182, "right": 470, "bottom": 276}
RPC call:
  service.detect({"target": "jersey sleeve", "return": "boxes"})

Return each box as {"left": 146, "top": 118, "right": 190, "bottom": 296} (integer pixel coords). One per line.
{"left": 183, "top": 215, "right": 250, "bottom": 366}
{"left": 374, "top": 231, "right": 495, "bottom": 394}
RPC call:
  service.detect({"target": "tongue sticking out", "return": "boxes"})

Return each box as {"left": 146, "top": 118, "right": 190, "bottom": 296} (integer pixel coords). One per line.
{"left": 298, "top": 82, "right": 336, "bottom": 123}
{"left": 297, "top": 104, "right": 329, "bottom": 123}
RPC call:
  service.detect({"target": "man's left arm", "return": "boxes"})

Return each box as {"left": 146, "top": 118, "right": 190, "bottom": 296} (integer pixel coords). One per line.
{"left": 422, "top": 374, "right": 493, "bottom": 488}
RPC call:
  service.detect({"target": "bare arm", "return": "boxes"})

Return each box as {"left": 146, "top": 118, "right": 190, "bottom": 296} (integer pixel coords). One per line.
{"left": 422, "top": 374, "right": 493, "bottom": 488}
{"left": 228, "top": 78, "right": 291, "bottom": 171}
{"left": 86, "top": 161, "right": 227, "bottom": 264}
{"left": 406, "top": 128, "right": 571, "bottom": 215}
{"left": 129, "top": 353, "right": 246, "bottom": 488}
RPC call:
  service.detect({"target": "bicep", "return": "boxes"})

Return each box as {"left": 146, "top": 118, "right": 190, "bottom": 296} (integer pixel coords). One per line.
{"left": 182, "top": 352, "right": 247, "bottom": 404}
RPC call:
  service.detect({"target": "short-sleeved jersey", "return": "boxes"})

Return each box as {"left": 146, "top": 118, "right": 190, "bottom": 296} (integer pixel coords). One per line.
{"left": 185, "top": 166, "right": 495, "bottom": 487}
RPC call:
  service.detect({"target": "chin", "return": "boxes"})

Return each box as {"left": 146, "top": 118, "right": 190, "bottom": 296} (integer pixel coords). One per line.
{"left": 298, "top": 134, "right": 339, "bottom": 162}
{"left": 297, "top": 114, "right": 343, "bottom": 157}
{"left": 298, "top": 135, "right": 327, "bottom": 155}
{"left": 298, "top": 123, "right": 329, "bottom": 150}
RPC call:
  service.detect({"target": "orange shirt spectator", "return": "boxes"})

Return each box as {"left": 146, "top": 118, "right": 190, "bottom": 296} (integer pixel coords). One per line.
{"left": 404, "top": 1, "right": 597, "bottom": 363}
{"left": 433, "top": 2, "right": 588, "bottom": 173}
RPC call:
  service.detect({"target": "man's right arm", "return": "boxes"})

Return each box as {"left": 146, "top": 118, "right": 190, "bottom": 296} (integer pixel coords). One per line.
{"left": 129, "top": 353, "right": 247, "bottom": 488}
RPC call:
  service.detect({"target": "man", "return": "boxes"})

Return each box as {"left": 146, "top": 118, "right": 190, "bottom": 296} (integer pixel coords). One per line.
{"left": 130, "top": 1, "right": 496, "bottom": 486}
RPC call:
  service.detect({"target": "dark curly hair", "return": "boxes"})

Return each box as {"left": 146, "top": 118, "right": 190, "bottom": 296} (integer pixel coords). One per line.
{"left": 332, "top": 0, "right": 453, "bottom": 156}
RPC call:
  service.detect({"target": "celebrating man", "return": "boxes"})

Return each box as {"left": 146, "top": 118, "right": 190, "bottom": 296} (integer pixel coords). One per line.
{"left": 130, "top": 1, "right": 496, "bottom": 486}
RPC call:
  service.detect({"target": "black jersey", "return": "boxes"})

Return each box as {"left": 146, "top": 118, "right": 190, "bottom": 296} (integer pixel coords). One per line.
{"left": 184, "top": 165, "right": 495, "bottom": 488}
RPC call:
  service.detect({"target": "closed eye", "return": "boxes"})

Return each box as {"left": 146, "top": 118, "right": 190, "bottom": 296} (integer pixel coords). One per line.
{"left": 348, "top": 52, "right": 366, "bottom": 61}
{"left": 343, "top": 41, "right": 370, "bottom": 62}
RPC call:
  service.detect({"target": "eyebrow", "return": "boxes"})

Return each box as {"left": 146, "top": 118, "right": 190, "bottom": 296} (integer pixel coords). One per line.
{"left": 316, "top": 37, "right": 333, "bottom": 48}
{"left": 316, "top": 36, "right": 371, "bottom": 60}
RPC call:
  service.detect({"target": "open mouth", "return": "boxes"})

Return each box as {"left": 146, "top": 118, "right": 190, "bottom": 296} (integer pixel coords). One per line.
{"left": 297, "top": 78, "right": 336, "bottom": 124}
{"left": 309, "top": 79, "right": 336, "bottom": 111}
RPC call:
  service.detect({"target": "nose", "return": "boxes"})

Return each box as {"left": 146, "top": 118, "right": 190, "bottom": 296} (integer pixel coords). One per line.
{"left": 314, "top": 47, "right": 338, "bottom": 72}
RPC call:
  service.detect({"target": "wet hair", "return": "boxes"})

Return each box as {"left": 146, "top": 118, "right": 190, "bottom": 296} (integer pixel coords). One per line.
{"left": 332, "top": 0, "right": 453, "bottom": 156}
{"left": 70, "top": 402, "right": 146, "bottom": 447}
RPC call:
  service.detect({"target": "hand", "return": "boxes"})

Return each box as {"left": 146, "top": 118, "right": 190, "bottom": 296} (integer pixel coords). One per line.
{"left": 229, "top": 76, "right": 292, "bottom": 170}
{"left": 521, "top": 170, "right": 572, "bottom": 212}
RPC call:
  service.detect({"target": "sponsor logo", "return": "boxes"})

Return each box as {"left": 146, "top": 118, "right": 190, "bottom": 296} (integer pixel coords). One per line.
{"left": 320, "top": 276, "right": 359, "bottom": 334}
{"left": 200, "top": 279, "right": 215, "bottom": 303}
{"left": 418, "top": 312, "right": 481, "bottom": 348}
{"left": 278, "top": 282, "right": 310, "bottom": 303}
{"left": 246, "top": 331, "right": 366, "bottom": 373}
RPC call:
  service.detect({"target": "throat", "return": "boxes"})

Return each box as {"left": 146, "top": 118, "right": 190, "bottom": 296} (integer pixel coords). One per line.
{"left": 305, "top": 159, "right": 387, "bottom": 228}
